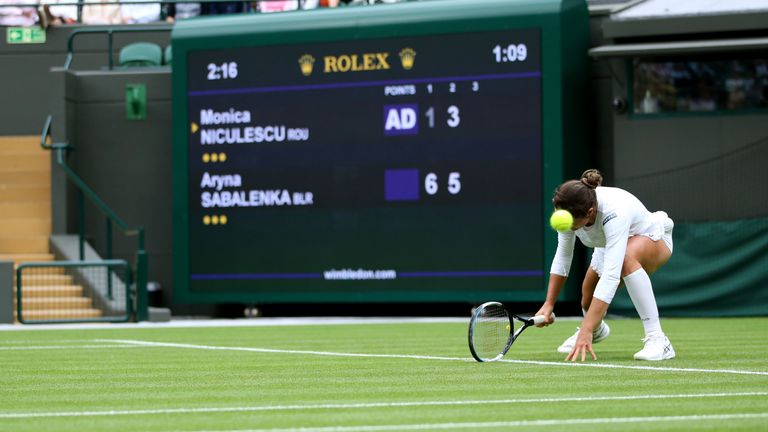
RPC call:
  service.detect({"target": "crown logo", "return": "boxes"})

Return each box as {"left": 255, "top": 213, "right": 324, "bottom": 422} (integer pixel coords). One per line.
{"left": 298, "top": 54, "right": 315, "bottom": 76}
{"left": 399, "top": 48, "right": 416, "bottom": 70}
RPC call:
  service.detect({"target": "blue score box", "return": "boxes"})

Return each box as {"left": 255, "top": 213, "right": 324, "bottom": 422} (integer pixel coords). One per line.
{"left": 384, "top": 168, "right": 420, "bottom": 202}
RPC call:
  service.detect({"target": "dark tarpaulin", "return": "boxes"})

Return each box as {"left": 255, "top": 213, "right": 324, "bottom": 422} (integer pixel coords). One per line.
{"left": 612, "top": 218, "right": 768, "bottom": 317}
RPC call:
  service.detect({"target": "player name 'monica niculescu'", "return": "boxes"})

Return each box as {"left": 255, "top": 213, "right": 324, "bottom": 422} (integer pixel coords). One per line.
{"left": 199, "top": 108, "right": 310, "bottom": 144}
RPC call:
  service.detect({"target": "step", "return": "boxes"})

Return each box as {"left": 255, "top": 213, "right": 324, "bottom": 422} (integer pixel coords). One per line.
{"left": 0, "top": 136, "right": 41, "bottom": 154}
{"left": 0, "top": 218, "right": 51, "bottom": 236}
{"left": 20, "top": 285, "right": 84, "bottom": 297}
{"left": 0, "top": 236, "right": 49, "bottom": 254}
{"left": 0, "top": 185, "right": 51, "bottom": 202}
{"left": 0, "top": 170, "right": 50, "bottom": 187}
{"left": 0, "top": 147, "right": 49, "bottom": 157}
{"left": 16, "top": 266, "right": 67, "bottom": 276}
{"left": 18, "top": 308, "right": 103, "bottom": 321}
{"left": 16, "top": 266, "right": 67, "bottom": 275}
{"left": 0, "top": 154, "right": 49, "bottom": 172}
{"left": 0, "top": 253, "right": 55, "bottom": 264}
{"left": 17, "top": 274, "right": 73, "bottom": 286}
{"left": 19, "top": 297, "right": 93, "bottom": 310}
{"left": 0, "top": 201, "right": 51, "bottom": 218}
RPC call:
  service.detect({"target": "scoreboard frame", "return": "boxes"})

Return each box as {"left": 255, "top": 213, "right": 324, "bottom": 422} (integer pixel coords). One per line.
{"left": 171, "top": 0, "right": 590, "bottom": 304}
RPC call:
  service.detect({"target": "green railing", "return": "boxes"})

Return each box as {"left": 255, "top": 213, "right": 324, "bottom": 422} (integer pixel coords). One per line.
{"left": 40, "top": 115, "right": 148, "bottom": 321}
{"left": 63, "top": 25, "right": 172, "bottom": 70}
{"left": 16, "top": 260, "right": 132, "bottom": 324}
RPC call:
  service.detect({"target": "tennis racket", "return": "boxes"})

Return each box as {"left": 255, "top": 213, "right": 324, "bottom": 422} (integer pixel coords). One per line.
{"left": 468, "top": 301, "right": 554, "bottom": 362}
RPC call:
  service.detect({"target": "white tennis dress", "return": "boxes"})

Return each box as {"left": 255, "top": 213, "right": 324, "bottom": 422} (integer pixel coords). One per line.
{"left": 549, "top": 186, "right": 673, "bottom": 304}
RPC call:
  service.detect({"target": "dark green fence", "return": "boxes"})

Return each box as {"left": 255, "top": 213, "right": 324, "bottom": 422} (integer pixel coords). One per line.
{"left": 41, "top": 115, "right": 148, "bottom": 322}
{"left": 16, "top": 260, "right": 131, "bottom": 324}
{"left": 612, "top": 217, "right": 768, "bottom": 317}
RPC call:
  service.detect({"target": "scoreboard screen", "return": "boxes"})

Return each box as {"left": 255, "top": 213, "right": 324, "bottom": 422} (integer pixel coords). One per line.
{"left": 172, "top": 0, "right": 588, "bottom": 303}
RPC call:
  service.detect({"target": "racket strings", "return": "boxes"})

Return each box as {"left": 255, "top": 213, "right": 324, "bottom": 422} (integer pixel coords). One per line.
{"left": 471, "top": 305, "right": 512, "bottom": 361}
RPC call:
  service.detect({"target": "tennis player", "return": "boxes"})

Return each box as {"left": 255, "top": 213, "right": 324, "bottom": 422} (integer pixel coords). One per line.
{"left": 535, "top": 169, "right": 676, "bottom": 362}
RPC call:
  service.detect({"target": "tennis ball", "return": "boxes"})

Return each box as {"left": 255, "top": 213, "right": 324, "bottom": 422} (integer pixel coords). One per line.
{"left": 550, "top": 209, "right": 573, "bottom": 232}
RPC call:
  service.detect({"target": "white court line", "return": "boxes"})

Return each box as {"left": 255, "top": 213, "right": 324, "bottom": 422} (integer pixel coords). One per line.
{"left": 2, "top": 392, "right": 766, "bottom": 419}
{"left": 0, "top": 345, "right": 142, "bottom": 351}
{"left": 0, "top": 339, "right": 98, "bottom": 344}
{"left": 103, "top": 339, "right": 768, "bottom": 376}
{"left": 0, "top": 317, "right": 472, "bottom": 331}
{"left": 182, "top": 413, "right": 768, "bottom": 432}
{"left": 498, "top": 358, "right": 768, "bottom": 376}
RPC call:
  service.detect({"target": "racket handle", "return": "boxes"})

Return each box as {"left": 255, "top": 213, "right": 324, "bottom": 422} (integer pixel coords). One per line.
{"left": 532, "top": 313, "right": 556, "bottom": 325}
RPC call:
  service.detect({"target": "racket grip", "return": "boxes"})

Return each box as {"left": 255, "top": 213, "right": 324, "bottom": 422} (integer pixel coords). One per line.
{"left": 532, "top": 313, "right": 556, "bottom": 325}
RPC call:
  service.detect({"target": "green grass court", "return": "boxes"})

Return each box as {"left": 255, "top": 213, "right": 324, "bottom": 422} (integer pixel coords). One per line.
{"left": 2, "top": 317, "right": 767, "bottom": 431}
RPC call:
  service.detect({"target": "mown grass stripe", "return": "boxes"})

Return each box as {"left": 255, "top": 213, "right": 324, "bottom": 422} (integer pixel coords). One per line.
{"left": 1, "top": 392, "right": 766, "bottom": 419}
{"left": 102, "top": 339, "right": 768, "bottom": 376}
{"left": 185, "top": 413, "right": 768, "bottom": 432}
{"left": 0, "top": 345, "right": 142, "bottom": 351}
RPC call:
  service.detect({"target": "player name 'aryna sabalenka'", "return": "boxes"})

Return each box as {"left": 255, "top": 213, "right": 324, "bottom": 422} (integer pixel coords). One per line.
{"left": 201, "top": 190, "right": 314, "bottom": 208}
{"left": 200, "top": 172, "right": 314, "bottom": 208}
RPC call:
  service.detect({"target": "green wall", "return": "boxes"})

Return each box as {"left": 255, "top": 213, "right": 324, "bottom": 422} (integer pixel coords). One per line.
{"left": 0, "top": 24, "right": 171, "bottom": 135}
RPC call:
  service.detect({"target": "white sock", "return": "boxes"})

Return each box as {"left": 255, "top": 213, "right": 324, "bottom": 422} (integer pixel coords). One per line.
{"left": 623, "top": 268, "right": 663, "bottom": 336}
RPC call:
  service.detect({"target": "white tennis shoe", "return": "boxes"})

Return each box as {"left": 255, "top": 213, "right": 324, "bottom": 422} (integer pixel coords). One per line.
{"left": 634, "top": 333, "right": 676, "bottom": 361}
{"left": 556, "top": 321, "right": 611, "bottom": 354}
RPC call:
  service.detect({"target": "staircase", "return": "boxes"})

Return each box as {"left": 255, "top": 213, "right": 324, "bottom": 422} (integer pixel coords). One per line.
{"left": 0, "top": 136, "right": 101, "bottom": 322}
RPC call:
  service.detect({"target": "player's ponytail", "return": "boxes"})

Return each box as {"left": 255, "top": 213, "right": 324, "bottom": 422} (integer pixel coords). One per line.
{"left": 580, "top": 169, "right": 603, "bottom": 189}
{"left": 552, "top": 169, "right": 602, "bottom": 218}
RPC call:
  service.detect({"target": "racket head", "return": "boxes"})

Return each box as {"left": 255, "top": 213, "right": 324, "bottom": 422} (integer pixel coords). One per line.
{"left": 468, "top": 301, "right": 514, "bottom": 362}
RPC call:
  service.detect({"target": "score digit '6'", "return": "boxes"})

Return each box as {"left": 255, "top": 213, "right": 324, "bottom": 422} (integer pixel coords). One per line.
{"left": 425, "top": 172, "right": 461, "bottom": 195}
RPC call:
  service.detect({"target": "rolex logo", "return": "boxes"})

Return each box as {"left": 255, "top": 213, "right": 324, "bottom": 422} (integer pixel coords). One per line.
{"left": 298, "top": 54, "right": 315, "bottom": 76}
{"left": 399, "top": 48, "right": 416, "bottom": 70}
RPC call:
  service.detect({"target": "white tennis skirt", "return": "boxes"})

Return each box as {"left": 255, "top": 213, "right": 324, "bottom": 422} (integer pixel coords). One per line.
{"left": 590, "top": 211, "right": 674, "bottom": 277}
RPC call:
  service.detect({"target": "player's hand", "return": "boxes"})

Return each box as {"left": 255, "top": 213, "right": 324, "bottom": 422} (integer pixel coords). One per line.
{"left": 565, "top": 328, "right": 597, "bottom": 362}
{"left": 534, "top": 304, "right": 555, "bottom": 327}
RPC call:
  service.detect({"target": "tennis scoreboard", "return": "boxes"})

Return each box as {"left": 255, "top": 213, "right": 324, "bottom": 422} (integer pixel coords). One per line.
{"left": 172, "top": 0, "right": 589, "bottom": 303}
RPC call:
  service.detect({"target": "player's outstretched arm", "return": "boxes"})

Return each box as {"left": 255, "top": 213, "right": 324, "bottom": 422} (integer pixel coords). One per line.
{"left": 565, "top": 298, "right": 608, "bottom": 361}
{"left": 536, "top": 274, "right": 566, "bottom": 327}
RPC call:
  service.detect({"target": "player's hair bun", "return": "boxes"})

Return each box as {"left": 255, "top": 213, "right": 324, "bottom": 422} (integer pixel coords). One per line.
{"left": 580, "top": 169, "right": 603, "bottom": 189}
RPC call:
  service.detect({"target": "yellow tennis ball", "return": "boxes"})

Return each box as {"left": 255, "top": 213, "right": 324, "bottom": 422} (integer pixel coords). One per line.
{"left": 550, "top": 209, "right": 573, "bottom": 232}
